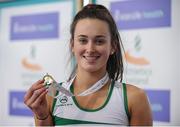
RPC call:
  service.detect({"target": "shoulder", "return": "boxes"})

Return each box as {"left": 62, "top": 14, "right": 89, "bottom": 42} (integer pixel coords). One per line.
{"left": 125, "top": 84, "right": 152, "bottom": 125}
{"left": 114, "top": 82, "right": 147, "bottom": 100}
{"left": 126, "top": 84, "right": 147, "bottom": 99}
{"left": 125, "top": 84, "right": 149, "bottom": 109}
{"left": 114, "top": 82, "right": 148, "bottom": 108}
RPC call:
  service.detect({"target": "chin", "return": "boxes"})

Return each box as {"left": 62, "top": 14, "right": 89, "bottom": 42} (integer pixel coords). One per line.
{"left": 82, "top": 66, "right": 104, "bottom": 73}
{"left": 84, "top": 68, "right": 98, "bottom": 73}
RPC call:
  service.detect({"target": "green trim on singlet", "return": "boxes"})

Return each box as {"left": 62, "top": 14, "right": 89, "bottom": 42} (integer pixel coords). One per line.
{"left": 122, "top": 83, "right": 130, "bottom": 120}
{"left": 70, "top": 80, "right": 115, "bottom": 112}
{"left": 52, "top": 81, "right": 119, "bottom": 125}
{"left": 52, "top": 82, "right": 63, "bottom": 114}
{"left": 53, "top": 116, "right": 119, "bottom": 125}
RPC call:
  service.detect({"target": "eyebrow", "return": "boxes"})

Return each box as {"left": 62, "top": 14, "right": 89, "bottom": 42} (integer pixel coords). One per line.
{"left": 77, "top": 35, "right": 106, "bottom": 38}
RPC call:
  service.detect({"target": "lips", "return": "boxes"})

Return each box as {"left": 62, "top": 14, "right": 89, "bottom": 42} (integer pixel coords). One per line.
{"left": 83, "top": 55, "right": 100, "bottom": 62}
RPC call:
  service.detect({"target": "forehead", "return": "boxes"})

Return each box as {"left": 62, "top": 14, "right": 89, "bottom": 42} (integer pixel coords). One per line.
{"left": 74, "top": 18, "right": 110, "bottom": 37}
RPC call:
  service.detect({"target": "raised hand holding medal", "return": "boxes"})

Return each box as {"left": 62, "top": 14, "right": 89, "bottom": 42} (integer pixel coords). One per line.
{"left": 43, "top": 73, "right": 109, "bottom": 98}
{"left": 43, "top": 73, "right": 74, "bottom": 98}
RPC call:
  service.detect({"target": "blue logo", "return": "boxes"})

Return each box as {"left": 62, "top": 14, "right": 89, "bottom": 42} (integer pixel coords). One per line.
{"left": 9, "top": 91, "right": 33, "bottom": 116}
{"left": 10, "top": 12, "right": 59, "bottom": 40}
{"left": 145, "top": 89, "right": 170, "bottom": 122}
{"left": 110, "top": 0, "right": 171, "bottom": 30}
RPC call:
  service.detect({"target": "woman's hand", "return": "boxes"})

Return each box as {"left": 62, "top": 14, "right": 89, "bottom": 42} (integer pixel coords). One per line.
{"left": 24, "top": 79, "right": 49, "bottom": 119}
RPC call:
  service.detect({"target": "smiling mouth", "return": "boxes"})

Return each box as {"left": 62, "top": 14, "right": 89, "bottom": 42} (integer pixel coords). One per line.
{"left": 83, "top": 55, "right": 100, "bottom": 62}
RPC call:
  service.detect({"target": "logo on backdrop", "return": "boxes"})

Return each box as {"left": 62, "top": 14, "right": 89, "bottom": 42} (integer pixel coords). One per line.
{"left": 125, "top": 35, "right": 149, "bottom": 66}
{"left": 124, "top": 35, "right": 152, "bottom": 86}
{"left": 9, "top": 91, "right": 33, "bottom": 116}
{"left": 22, "top": 45, "right": 42, "bottom": 71}
{"left": 145, "top": 89, "right": 170, "bottom": 122}
{"left": 10, "top": 12, "right": 59, "bottom": 40}
{"left": 110, "top": 0, "right": 171, "bottom": 30}
{"left": 21, "top": 45, "right": 43, "bottom": 86}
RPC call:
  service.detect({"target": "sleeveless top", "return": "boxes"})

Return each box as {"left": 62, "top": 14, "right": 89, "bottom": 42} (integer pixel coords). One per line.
{"left": 52, "top": 80, "right": 130, "bottom": 126}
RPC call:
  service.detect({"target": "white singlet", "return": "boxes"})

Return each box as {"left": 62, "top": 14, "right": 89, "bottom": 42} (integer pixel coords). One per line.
{"left": 52, "top": 80, "right": 130, "bottom": 126}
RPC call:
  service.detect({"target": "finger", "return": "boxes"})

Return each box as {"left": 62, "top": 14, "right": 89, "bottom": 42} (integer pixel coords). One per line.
{"left": 25, "top": 86, "right": 46, "bottom": 107}
{"left": 31, "top": 89, "right": 48, "bottom": 109}
{"left": 24, "top": 79, "right": 44, "bottom": 103}
{"left": 31, "top": 79, "right": 45, "bottom": 91}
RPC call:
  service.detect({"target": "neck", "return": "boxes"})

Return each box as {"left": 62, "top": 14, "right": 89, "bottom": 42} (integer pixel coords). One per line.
{"left": 74, "top": 69, "right": 107, "bottom": 90}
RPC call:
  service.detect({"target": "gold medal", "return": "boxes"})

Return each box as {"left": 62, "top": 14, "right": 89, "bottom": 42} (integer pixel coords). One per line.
{"left": 43, "top": 73, "right": 55, "bottom": 87}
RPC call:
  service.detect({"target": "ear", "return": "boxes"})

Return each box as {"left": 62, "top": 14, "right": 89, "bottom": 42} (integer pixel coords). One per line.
{"left": 111, "top": 50, "right": 114, "bottom": 55}
{"left": 110, "top": 46, "right": 115, "bottom": 55}
{"left": 110, "top": 41, "right": 116, "bottom": 55}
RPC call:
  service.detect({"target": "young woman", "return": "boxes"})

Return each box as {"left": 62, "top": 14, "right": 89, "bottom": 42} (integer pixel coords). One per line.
{"left": 24, "top": 4, "right": 152, "bottom": 126}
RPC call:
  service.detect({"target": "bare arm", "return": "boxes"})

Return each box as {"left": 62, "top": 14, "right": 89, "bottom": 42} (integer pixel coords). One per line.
{"left": 127, "top": 84, "right": 153, "bottom": 126}
{"left": 34, "top": 94, "right": 54, "bottom": 126}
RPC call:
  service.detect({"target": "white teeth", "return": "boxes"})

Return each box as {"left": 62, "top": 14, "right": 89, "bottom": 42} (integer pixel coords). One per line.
{"left": 84, "top": 56, "right": 98, "bottom": 61}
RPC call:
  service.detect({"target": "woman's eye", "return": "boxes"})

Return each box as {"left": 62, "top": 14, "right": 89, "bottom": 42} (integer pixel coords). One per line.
{"left": 96, "top": 39, "right": 105, "bottom": 45}
{"left": 79, "top": 38, "right": 87, "bottom": 44}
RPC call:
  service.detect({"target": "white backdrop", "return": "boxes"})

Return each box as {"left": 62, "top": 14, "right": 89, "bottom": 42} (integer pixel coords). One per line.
{"left": 0, "top": 0, "right": 75, "bottom": 125}
{"left": 0, "top": 0, "right": 179, "bottom": 126}
{"left": 96, "top": 0, "right": 180, "bottom": 125}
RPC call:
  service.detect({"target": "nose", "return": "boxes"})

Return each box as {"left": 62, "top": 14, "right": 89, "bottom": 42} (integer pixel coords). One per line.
{"left": 86, "top": 41, "right": 96, "bottom": 53}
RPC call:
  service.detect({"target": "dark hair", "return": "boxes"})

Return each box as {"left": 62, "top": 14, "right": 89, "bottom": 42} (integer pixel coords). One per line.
{"left": 69, "top": 4, "right": 124, "bottom": 82}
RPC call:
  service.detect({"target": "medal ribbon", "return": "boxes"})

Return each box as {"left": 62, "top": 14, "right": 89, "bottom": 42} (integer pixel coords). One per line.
{"left": 46, "top": 73, "right": 109, "bottom": 98}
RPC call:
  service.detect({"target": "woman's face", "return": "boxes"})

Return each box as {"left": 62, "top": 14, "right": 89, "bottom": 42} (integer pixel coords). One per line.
{"left": 71, "top": 18, "right": 114, "bottom": 73}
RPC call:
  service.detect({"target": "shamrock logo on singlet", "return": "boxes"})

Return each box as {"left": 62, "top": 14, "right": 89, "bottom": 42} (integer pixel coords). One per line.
{"left": 59, "top": 96, "right": 68, "bottom": 103}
